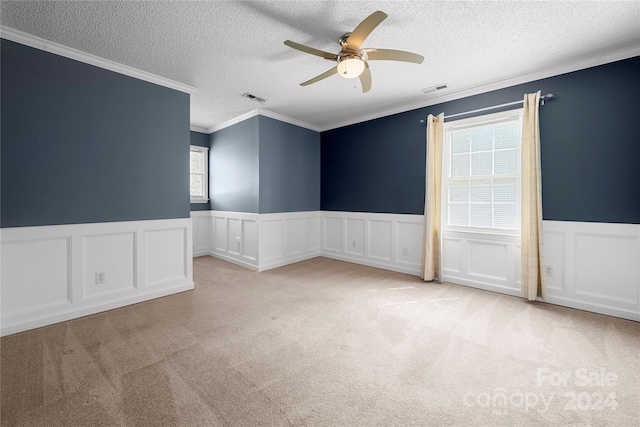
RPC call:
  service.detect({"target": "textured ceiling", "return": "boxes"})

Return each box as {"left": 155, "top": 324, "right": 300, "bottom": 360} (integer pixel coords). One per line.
{"left": 2, "top": 1, "right": 639, "bottom": 131}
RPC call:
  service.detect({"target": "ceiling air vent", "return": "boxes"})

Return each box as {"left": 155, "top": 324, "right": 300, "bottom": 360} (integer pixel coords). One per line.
{"left": 242, "top": 92, "right": 266, "bottom": 104}
{"left": 421, "top": 84, "right": 448, "bottom": 95}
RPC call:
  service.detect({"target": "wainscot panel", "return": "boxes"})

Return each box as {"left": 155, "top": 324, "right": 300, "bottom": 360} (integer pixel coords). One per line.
{"left": 1, "top": 218, "right": 193, "bottom": 336}
{"left": 191, "top": 212, "right": 640, "bottom": 322}
{"left": 191, "top": 211, "right": 259, "bottom": 271}
{"left": 258, "top": 211, "right": 322, "bottom": 271}
{"left": 542, "top": 221, "right": 639, "bottom": 321}
{"left": 320, "top": 211, "right": 424, "bottom": 276}
{"left": 441, "top": 231, "right": 521, "bottom": 297}
{"left": 190, "top": 211, "right": 319, "bottom": 272}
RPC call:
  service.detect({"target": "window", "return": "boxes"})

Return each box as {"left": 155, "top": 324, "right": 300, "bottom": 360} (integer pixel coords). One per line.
{"left": 443, "top": 109, "right": 522, "bottom": 233}
{"left": 190, "top": 146, "right": 208, "bottom": 202}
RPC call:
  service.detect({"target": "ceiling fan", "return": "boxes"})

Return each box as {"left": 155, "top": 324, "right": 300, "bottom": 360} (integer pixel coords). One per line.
{"left": 284, "top": 11, "right": 424, "bottom": 93}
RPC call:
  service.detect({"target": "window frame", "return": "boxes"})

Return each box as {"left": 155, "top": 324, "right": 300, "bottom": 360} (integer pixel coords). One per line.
{"left": 442, "top": 108, "right": 523, "bottom": 236}
{"left": 190, "top": 145, "right": 209, "bottom": 203}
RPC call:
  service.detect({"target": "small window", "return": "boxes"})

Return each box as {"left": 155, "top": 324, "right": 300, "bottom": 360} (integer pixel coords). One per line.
{"left": 190, "top": 146, "right": 208, "bottom": 203}
{"left": 443, "top": 109, "right": 522, "bottom": 234}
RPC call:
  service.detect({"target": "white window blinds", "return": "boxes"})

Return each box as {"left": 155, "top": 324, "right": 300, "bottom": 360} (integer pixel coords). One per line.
{"left": 444, "top": 112, "right": 522, "bottom": 232}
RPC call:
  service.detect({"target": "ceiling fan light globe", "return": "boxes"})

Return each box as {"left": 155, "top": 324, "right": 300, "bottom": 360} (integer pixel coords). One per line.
{"left": 337, "top": 57, "right": 365, "bottom": 79}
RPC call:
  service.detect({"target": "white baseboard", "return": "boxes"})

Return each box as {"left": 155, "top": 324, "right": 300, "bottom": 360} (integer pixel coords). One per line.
{"left": 1, "top": 218, "right": 194, "bottom": 336}
{"left": 542, "top": 294, "right": 639, "bottom": 322}
{"left": 320, "top": 252, "right": 419, "bottom": 276}
{"left": 206, "top": 252, "right": 259, "bottom": 272}
{"left": 258, "top": 253, "right": 320, "bottom": 272}
{"left": 1, "top": 284, "right": 193, "bottom": 336}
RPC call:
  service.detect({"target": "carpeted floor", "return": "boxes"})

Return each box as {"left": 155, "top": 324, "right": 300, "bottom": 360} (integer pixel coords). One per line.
{"left": 1, "top": 256, "right": 639, "bottom": 426}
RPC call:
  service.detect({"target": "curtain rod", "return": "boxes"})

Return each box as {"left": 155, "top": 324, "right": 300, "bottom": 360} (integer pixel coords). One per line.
{"left": 420, "top": 93, "right": 558, "bottom": 123}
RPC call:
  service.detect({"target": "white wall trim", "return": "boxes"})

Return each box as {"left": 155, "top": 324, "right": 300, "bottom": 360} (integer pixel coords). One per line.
{"left": 1, "top": 218, "right": 193, "bottom": 336}
{"left": 258, "top": 211, "right": 321, "bottom": 272}
{"left": 256, "top": 109, "right": 321, "bottom": 133}
{"left": 192, "top": 210, "right": 420, "bottom": 274}
{"left": 191, "top": 210, "right": 321, "bottom": 272}
{"left": 1, "top": 284, "right": 193, "bottom": 337}
{"left": 191, "top": 212, "right": 640, "bottom": 322}
{"left": 541, "top": 220, "right": 639, "bottom": 322}
{"left": 208, "top": 110, "right": 260, "bottom": 133}
{"left": 207, "top": 109, "right": 320, "bottom": 134}
{"left": 320, "top": 211, "right": 424, "bottom": 276}
{"left": 0, "top": 26, "right": 196, "bottom": 95}
{"left": 441, "top": 229, "right": 521, "bottom": 298}
{"left": 441, "top": 220, "right": 640, "bottom": 321}
{"left": 191, "top": 210, "right": 260, "bottom": 269}
{"left": 320, "top": 47, "right": 640, "bottom": 132}
{"left": 190, "top": 125, "right": 210, "bottom": 133}
{"left": 203, "top": 46, "right": 640, "bottom": 133}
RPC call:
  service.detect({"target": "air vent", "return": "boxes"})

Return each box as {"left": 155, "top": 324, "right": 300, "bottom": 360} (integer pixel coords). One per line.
{"left": 242, "top": 93, "right": 266, "bottom": 104}
{"left": 421, "top": 84, "right": 448, "bottom": 95}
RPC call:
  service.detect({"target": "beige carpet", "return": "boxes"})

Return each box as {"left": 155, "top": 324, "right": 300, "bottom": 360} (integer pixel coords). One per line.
{"left": 1, "top": 256, "right": 639, "bottom": 426}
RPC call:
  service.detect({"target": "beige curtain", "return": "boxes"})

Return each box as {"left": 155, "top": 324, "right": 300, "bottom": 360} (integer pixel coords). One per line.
{"left": 421, "top": 113, "right": 444, "bottom": 281}
{"left": 521, "top": 91, "right": 546, "bottom": 300}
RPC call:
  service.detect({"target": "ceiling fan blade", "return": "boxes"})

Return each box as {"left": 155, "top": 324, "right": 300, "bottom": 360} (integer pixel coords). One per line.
{"left": 359, "top": 63, "right": 372, "bottom": 93}
{"left": 366, "top": 49, "right": 424, "bottom": 64}
{"left": 284, "top": 40, "right": 336, "bottom": 60}
{"left": 300, "top": 67, "right": 338, "bottom": 86}
{"left": 345, "top": 11, "right": 387, "bottom": 51}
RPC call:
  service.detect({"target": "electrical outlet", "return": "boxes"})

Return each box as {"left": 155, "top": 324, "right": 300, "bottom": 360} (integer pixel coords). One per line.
{"left": 402, "top": 247, "right": 409, "bottom": 257}
{"left": 544, "top": 266, "right": 554, "bottom": 277}
{"left": 352, "top": 240, "right": 356, "bottom": 247}
{"left": 95, "top": 271, "right": 105, "bottom": 284}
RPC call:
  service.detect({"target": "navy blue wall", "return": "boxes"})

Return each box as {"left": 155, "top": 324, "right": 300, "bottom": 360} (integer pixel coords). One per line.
{"left": 190, "top": 131, "right": 209, "bottom": 148}
{"left": 258, "top": 116, "right": 320, "bottom": 213}
{"left": 209, "top": 116, "right": 259, "bottom": 213}
{"left": 321, "top": 56, "right": 640, "bottom": 224}
{"left": 1, "top": 40, "right": 190, "bottom": 227}
{"left": 322, "top": 112, "right": 426, "bottom": 215}
{"left": 190, "top": 131, "right": 211, "bottom": 211}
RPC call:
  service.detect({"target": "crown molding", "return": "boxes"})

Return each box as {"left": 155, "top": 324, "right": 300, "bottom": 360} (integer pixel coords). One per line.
{"left": 190, "top": 125, "right": 210, "bottom": 133}
{"left": 207, "top": 110, "right": 260, "bottom": 133}
{"left": 1, "top": 26, "right": 196, "bottom": 95}
{"left": 319, "top": 44, "right": 640, "bottom": 131}
{"left": 256, "top": 109, "right": 321, "bottom": 132}
{"left": 206, "top": 108, "right": 320, "bottom": 134}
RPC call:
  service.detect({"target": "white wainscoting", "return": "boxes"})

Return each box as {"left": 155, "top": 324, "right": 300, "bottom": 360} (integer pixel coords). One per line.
{"left": 192, "top": 210, "right": 419, "bottom": 274}
{"left": 441, "top": 221, "right": 640, "bottom": 321}
{"left": 442, "top": 231, "right": 522, "bottom": 297}
{"left": 191, "top": 211, "right": 640, "bottom": 322}
{"left": 191, "top": 210, "right": 259, "bottom": 270}
{"left": 542, "top": 221, "right": 639, "bottom": 321}
{"left": 211, "top": 211, "right": 260, "bottom": 271}
{"left": 320, "top": 211, "right": 424, "bottom": 276}
{"left": 1, "top": 218, "right": 193, "bottom": 336}
{"left": 191, "top": 210, "right": 320, "bottom": 272}
{"left": 259, "top": 212, "right": 321, "bottom": 271}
